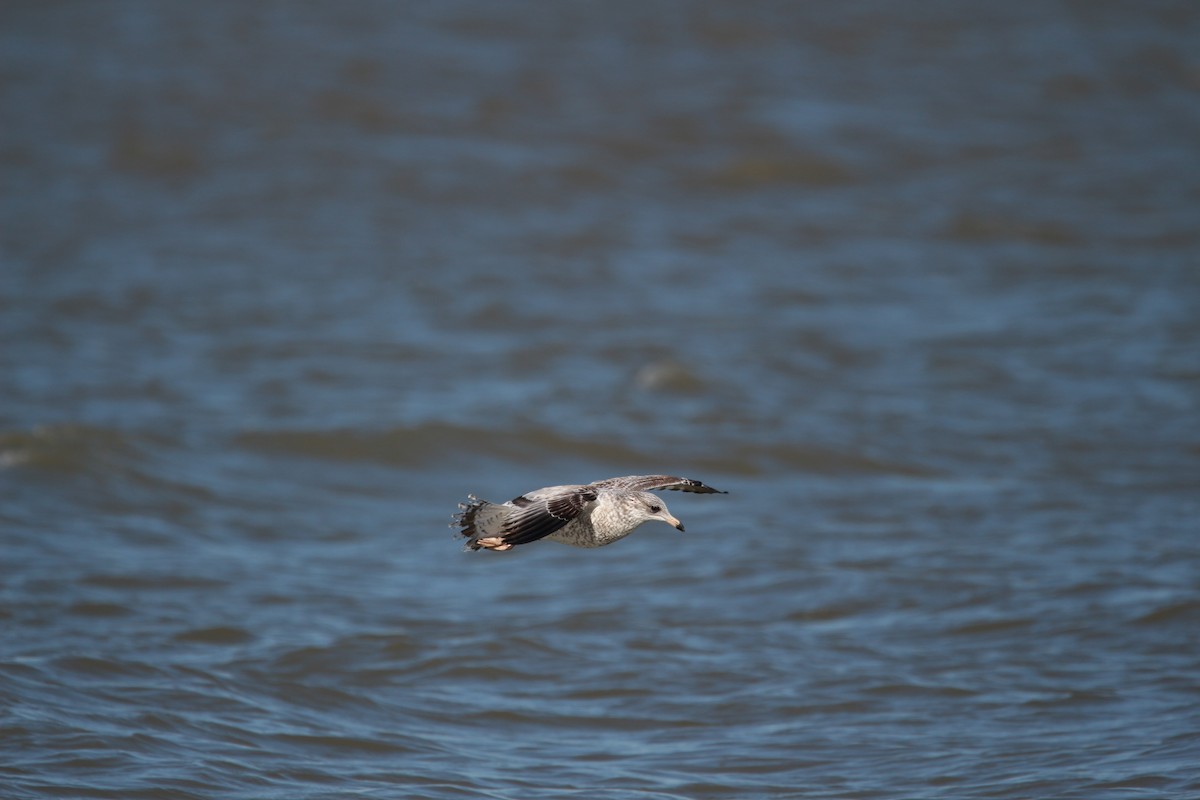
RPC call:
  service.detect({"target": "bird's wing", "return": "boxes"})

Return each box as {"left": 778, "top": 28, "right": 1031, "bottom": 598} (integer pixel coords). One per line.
{"left": 590, "top": 475, "right": 727, "bottom": 494}
{"left": 497, "top": 485, "right": 600, "bottom": 546}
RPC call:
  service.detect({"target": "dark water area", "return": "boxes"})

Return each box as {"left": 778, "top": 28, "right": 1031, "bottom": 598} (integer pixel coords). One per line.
{"left": 3, "top": 2, "right": 1199, "bottom": 798}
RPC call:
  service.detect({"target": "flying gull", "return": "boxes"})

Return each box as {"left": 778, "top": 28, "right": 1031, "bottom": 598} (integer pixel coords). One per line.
{"left": 453, "top": 474, "right": 726, "bottom": 551}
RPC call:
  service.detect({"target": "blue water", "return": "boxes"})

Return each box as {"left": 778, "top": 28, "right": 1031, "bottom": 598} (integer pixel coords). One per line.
{"left": 3, "top": 3, "right": 1199, "bottom": 798}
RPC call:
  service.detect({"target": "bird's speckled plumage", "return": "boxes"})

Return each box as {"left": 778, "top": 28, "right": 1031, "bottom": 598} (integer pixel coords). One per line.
{"left": 452, "top": 474, "right": 726, "bottom": 551}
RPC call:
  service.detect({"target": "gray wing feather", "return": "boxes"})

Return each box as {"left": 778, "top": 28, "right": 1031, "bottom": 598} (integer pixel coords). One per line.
{"left": 498, "top": 486, "right": 599, "bottom": 546}
{"left": 590, "top": 475, "right": 727, "bottom": 494}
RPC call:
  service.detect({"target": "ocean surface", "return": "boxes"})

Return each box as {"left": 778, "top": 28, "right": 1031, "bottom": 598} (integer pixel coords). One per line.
{"left": 3, "top": 3, "right": 1199, "bottom": 798}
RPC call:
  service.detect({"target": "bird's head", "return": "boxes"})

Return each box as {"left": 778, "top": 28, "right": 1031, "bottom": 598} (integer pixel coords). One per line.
{"left": 633, "top": 491, "right": 684, "bottom": 532}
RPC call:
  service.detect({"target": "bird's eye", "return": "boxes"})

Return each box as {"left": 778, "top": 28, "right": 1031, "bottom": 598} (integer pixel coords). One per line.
{"left": 649, "top": 504, "right": 662, "bottom": 513}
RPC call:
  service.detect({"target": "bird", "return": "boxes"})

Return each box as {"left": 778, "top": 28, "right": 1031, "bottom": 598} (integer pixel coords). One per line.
{"left": 452, "top": 474, "right": 726, "bottom": 551}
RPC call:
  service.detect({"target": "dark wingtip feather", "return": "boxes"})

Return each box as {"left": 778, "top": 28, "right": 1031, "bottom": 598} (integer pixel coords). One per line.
{"left": 664, "top": 478, "right": 727, "bottom": 494}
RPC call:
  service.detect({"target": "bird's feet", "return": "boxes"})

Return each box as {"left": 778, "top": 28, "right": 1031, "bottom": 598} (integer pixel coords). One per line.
{"left": 474, "top": 537, "right": 513, "bottom": 551}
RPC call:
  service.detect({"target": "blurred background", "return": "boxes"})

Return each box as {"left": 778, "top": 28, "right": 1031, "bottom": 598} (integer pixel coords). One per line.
{"left": 2, "top": 2, "right": 1198, "bottom": 798}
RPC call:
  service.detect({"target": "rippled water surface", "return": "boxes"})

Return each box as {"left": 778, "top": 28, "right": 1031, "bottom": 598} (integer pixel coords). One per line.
{"left": 3, "top": 2, "right": 1200, "bottom": 798}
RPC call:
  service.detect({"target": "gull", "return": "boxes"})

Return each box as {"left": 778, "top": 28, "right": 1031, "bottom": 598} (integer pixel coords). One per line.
{"left": 453, "top": 474, "right": 726, "bottom": 551}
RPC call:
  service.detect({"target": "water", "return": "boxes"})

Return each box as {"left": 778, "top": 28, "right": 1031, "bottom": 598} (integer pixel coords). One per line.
{"left": 3, "top": 2, "right": 1199, "bottom": 798}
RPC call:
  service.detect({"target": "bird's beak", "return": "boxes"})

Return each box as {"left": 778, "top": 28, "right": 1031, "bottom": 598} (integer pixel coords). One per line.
{"left": 666, "top": 514, "right": 684, "bottom": 532}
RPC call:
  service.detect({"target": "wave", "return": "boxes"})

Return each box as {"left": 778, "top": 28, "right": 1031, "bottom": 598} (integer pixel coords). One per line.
{"left": 0, "top": 422, "right": 218, "bottom": 510}
{"left": 0, "top": 420, "right": 940, "bottom": 484}
{"left": 233, "top": 421, "right": 941, "bottom": 478}
{"left": 0, "top": 423, "right": 135, "bottom": 472}
{"left": 234, "top": 422, "right": 671, "bottom": 470}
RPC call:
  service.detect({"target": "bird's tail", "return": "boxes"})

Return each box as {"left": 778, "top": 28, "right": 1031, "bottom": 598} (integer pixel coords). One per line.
{"left": 451, "top": 495, "right": 506, "bottom": 551}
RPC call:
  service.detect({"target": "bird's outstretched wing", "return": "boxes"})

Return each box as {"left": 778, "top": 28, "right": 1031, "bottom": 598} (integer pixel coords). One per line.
{"left": 495, "top": 485, "right": 600, "bottom": 546}
{"left": 590, "top": 475, "right": 727, "bottom": 494}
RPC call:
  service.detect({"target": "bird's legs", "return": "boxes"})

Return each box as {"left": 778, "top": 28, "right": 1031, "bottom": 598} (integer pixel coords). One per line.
{"left": 474, "top": 537, "right": 513, "bottom": 551}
